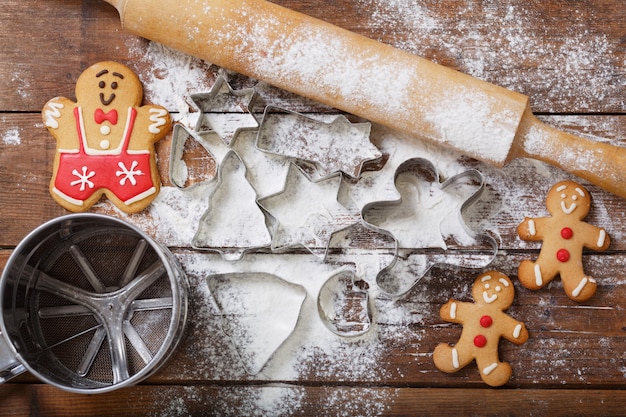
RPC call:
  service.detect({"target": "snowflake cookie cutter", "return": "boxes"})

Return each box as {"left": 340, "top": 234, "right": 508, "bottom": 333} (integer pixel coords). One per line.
{"left": 361, "top": 158, "right": 498, "bottom": 298}
{"left": 256, "top": 106, "right": 382, "bottom": 180}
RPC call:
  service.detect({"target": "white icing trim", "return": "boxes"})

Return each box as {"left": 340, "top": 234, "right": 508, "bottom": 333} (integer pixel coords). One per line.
{"left": 534, "top": 264, "right": 542, "bottom": 286}
{"left": 148, "top": 108, "right": 168, "bottom": 134}
{"left": 52, "top": 186, "right": 84, "bottom": 206}
{"left": 498, "top": 278, "right": 510, "bottom": 287}
{"left": 483, "top": 291, "right": 497, "bottom": 304}
{"left": 77, "top": 107, "right": 133, "bottom": 156}
{"left": 452, "top": 348, "right": 459, "bottom": 369}
{"left": 513, "top": 324, "right": 522, "bottom": 339}
{"left": 556, "top": 185, "right": 567, "bottom": 192}
{"left": 528, "top": 219, "right": 536, "bottom": 236}
{"left": 483, "top": 363, "right": 498, "bottom": 375}
{"left": 575, "top": 187, "right": 585, "bottom": 197}
{"left": 481, "top": 275, "right": 492, "bottom": 282}
{"left": 572, "top": 277, "right": 589, "bottom": 298}
{"left": 124, "top": 187, "right": 157, "bottom": 205}
{"left": 127, "top": 149, "right": 151, "bottom": 155}
{"left": 597, "top": 230, "right": 606, "bottom": 247}
{"left": 58, "top": 148, "right": 80, "bottom": 154}
{"left": 44, "top": 101, "right": 64, "bottom": 129}
{"left": 560, "top": 201, "right": 577, "bottom": 214}
{"left": 450, "top": 302, "right": 457, "bottom": 319}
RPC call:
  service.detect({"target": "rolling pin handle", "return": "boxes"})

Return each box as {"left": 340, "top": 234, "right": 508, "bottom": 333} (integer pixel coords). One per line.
{"left": 514, "top": 107, "right": 626, "bottom": 199}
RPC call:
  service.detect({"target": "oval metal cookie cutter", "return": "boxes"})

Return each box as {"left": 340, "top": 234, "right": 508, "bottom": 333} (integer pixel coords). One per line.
{"left": 0, "top": 214, "right": 188, "bottom": 393}
{"left": 362, "top": 158, "right": 498, "bottom": 297}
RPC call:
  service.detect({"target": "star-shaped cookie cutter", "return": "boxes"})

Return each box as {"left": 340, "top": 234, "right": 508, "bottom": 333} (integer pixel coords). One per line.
{"left": 256, "top": 106, "right": 382, "bottom": 180}
{"left": 192, "top": 75, "right": 259, "bottom": 145}
{"left": 361, "top": 158, "right": 498, "bottom": 297}
{"left": 257, "top": 163, "right": 360, "bottom": 259}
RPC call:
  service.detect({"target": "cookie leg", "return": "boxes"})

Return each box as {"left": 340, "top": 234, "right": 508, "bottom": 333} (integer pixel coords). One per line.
{"left": 562, "top": 272, "right": 597, "bottom": 302}
{"left": 433, "top": 343, "right": 473, "bottom": 373}
{"left": 476, "top": 357, "right": 513, "bottom": 387}
{"left": 518, "top": 259, "right": 556, "bottom": 290}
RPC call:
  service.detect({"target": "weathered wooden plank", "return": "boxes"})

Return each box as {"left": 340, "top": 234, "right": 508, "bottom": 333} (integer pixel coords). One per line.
{"left": 1, "top": 113, "right": 625, "bottom": 249}
{"left": 1, "top": 384, "right": 625, "bottom": 416}
{"left": 1, "top": 251, "right": 622, "bottom": 387}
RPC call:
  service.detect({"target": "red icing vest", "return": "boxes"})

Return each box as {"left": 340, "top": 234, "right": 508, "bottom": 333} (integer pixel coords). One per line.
{"left": 52, "top": 107, "right": 156, "bottom": 206}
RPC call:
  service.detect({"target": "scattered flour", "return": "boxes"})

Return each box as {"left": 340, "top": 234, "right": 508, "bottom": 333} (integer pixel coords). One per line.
{"left": 356, "top": 0, "right": 623, "bottom": 112}
{"left": 2, "top": 127, "right": 21, "bottom": 145}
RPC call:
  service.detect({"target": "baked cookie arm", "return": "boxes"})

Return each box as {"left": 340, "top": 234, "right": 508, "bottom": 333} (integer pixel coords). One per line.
{"left": 498, "top": 316, "right": 529, "bottom": 345}
{"left": 517, "top": 217, "right": 548, "bottom": 241}
{"left": 578, "top": 223, "right": 611, "bottom": 252}
{"left": 439, "top": 300, "right": 471, "bottom": 324}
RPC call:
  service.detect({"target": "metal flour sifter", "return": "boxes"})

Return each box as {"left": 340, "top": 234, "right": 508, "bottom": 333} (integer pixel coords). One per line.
{"left": 0, "top": 214, "right": 188, "bottom": 393}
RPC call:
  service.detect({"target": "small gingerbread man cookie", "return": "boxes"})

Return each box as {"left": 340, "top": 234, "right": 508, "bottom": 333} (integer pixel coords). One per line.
{"left": 433, "top": 271, "right": 529, "bottom": 387}
{"left": 517, "top": 180, "right": 610, "bottom": 302}
{"left": 42, "top": 61, "right": 171, "bottom": 213}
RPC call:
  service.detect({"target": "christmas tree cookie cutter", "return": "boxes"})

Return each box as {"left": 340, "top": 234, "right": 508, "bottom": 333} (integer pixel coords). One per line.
{"left": 362, "top": 158, "right": 498, "bottom": 297}
{"left": 191, "top": 151, "right": 272, "bottom": 261}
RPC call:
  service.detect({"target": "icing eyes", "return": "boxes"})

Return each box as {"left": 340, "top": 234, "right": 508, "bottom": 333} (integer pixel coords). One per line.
{"left": 98, "top": 81, "right": 119, "bottom": 89}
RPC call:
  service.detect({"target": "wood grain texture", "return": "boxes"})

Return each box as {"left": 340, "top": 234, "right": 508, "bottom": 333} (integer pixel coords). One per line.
{"left": 0, "top": 0, "right": 624, "bottom": 415}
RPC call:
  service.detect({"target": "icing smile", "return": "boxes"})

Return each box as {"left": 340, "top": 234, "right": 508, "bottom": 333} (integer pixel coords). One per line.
{"left": 560, "top": 201, "right": 577, "bottom": 214}
{"left": 100, "top": 93, "right": 116, "bottom": 106}
{"left": 483, "top": 291, "right": 498, "bottom": 303}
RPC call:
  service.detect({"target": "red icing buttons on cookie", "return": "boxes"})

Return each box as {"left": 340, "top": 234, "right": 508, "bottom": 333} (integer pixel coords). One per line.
{"left": 561, "top": 227, "right": 573, "bottom": 240}
{"left": 479, "top": 315, "right": 493, "bottom": 328}
{"left": 474, "top": 335, "right": 487, "bottom": 348}
{"left": 556, "top": 248, "right": 570, "bottom": 262}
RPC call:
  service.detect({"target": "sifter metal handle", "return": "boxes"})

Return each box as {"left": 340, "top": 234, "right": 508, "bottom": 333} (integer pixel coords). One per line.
{"left": 0, "top": 330, "right": 25, "bottom": 383}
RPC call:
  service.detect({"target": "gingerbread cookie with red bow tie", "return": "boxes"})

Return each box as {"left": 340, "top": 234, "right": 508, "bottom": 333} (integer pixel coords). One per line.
{"left": 42, "top": 61, "right": 171, "bottom": 213}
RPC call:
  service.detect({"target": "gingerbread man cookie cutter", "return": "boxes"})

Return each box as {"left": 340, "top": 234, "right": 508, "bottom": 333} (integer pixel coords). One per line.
{"left": 361, "top": 158, "right": 498, "bottom": 297}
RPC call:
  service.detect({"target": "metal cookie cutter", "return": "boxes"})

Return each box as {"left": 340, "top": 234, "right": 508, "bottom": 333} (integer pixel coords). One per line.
{"left": 0, "top": 214, "right": 188, "bottom": 393}
{"left": 256, "top": 106, "right": 381, "bottom": 180}
{"left": 362, "top": 158, "right": 498, "bottom": 297}
{"left": 192, "top": 151, "right": 272, "bottom": 260}
{"left": 317, "top": 268, "right": 372, "bottom": 337}
{"left": 258, "top": 163, "right": 360, "bottom": 259}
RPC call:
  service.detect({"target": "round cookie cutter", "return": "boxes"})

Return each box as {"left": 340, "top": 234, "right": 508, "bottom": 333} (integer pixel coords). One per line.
{"left": 0, "top": 214, "right": 188, "bottom": 393}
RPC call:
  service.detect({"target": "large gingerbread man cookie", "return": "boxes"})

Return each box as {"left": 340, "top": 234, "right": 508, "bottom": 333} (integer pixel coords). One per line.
{"left": 517, "top": 180, "right": 610, "bottom": 302}
{"left": 433, "top": 271, "right": 529, "bottom": 387}
{"left": 42, "top": 61, "right": 171, "bottom": 213}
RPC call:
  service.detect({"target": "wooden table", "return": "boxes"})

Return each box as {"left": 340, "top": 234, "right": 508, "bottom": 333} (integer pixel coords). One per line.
{"left": 1, "top": 0, "right": 625, "bottom": 415}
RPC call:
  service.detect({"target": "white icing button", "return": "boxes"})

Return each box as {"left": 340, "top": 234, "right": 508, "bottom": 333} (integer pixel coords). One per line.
{"left": 100, "top": 125, "right": 111, "bottom": 135}
{"left": 100, "top": 139, "right": 110, "bottom": 150}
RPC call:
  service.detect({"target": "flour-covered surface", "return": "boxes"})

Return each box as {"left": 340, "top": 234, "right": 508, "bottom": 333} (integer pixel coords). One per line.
{"left": 0, "top": 0, "right": 625, "bottom": 416}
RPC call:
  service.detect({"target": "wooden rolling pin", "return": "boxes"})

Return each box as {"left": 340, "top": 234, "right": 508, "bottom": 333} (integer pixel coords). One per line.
{"left": 105, "top": 0, "right": 626, "bottom": 198}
